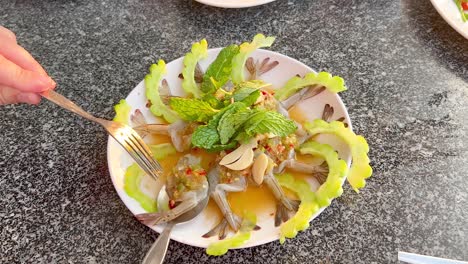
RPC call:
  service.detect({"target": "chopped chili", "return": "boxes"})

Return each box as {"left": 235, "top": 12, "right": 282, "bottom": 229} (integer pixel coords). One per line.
{"left": 462, "top": 1, "right": 468, "bottom": 10}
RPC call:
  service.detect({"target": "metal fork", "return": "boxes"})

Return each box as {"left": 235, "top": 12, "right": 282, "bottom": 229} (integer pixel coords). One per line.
{"left": 41, "top": 89, "right": 163, "bottom": 181}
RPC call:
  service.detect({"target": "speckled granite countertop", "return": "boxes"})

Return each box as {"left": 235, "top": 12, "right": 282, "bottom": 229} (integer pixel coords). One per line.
{"left": 1, "top": 0, "right": 467, "bottom": 263}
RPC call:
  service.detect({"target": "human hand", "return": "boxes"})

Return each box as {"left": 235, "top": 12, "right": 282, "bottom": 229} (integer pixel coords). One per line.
{"left": 0, "top": 26, "right": 56, "bottom": 105}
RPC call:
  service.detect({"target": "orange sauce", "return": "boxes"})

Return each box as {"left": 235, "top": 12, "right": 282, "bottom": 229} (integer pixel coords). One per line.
{"left": 150, "top": 105, "right": 318, "bottom": 219}
{"left": 288, "top": 105, "right": 308, "bottom": 124}
{"left": 148, "top": 134, "right": 173, "bottom": 145}
{"left": 148, "top": 134, "right": 217, "bottom": 176}
{"left": 228, "top": 185, "right": 277, "bottom": 217}
{"left": 205, "top": 199, "right": 223, "bottom": 221}
{"left": 148, "top": 135, "right": 183, "bottom": 180}
{"left": 152, "top": 132, "right": 279, "bottom": 218}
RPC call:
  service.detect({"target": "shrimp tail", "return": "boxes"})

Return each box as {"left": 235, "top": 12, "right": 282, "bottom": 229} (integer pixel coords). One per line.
{"left": 264, "top": 172, "right": 299, "bottom": 212}
{"left": 210, "top": 188, "right": 242, "bottom": 232}
{"left": 274, "top": 202, "right": 292, "bottom": 227}
{"left": 202, "top": 218, "right": 229, "bottom": 240}
{"left": 280, "top": 85, "right": 325, "bottom": 110}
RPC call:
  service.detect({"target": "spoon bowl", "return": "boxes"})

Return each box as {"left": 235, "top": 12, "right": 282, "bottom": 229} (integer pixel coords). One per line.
{"left": 141, "top": 185, "right": 209, "bottom": 264}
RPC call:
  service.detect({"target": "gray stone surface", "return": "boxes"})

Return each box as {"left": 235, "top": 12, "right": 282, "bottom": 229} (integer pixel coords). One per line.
{"left": 1, "top": 0, "right": 467, "bottom": 263}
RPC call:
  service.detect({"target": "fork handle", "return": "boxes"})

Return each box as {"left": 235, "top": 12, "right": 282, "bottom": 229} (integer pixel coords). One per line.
{"left": 42, "top": 90, "right": 100, "bottom": 123}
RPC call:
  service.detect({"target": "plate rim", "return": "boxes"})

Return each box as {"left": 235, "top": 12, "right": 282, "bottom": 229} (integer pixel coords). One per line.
{"left": 107, "top": 48, "right": 353, "bottom": 249}
{"left": 430, "top": 0, "right": 468, "bottom": 39}
{"left": 194, "top": 0, "right": 276, "bottom": 8}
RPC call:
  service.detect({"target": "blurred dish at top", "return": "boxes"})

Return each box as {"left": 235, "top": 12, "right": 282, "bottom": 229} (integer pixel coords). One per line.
{"left": 195, "top": 0, "right": 276, "bottom": 8}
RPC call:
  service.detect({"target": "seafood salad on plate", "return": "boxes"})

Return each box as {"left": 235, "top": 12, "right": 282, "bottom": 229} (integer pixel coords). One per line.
{"left": 112, "top": 34, "right": 372, "bottom": 256}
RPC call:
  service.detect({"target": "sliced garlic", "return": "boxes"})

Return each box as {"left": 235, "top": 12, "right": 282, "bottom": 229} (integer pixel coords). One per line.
{"left": 219, "top": 144, "right": 248, "bottom": 165}
{"left": 252, "top": 153, "right": 268, "bottom": 185}
{"left": 224, "top": 148, "right": 254, "bottom": 171}
{"left": 219, "top": 139, "right": 258, "bottom": 166}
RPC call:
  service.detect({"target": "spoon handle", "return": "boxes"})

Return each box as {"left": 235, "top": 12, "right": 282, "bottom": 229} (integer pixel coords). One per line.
{"left": 142, "top": 222, "right": 175, "bottom": 264}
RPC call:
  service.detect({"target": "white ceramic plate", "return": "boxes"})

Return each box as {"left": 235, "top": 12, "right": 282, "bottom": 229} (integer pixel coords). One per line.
{"left": 195, "top": 0, "right": 276, "bottom": 8}
{"left": 431, "top": 0, "right": 468, "bottom": 39}
{"left": 107, "top": 48, "right": 352, "bottom": 249}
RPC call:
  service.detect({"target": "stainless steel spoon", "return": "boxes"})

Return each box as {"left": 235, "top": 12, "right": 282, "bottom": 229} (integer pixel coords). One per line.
{"left": 141, "top": 187, "right": 209, "bottom": 264}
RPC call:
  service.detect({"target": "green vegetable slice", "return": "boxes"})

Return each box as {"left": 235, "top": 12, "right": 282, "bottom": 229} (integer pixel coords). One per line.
{"left": 182, "top": 39, "right": 208, "bottom": 98}
{"left": 231, "top": 34, "right": 275, "bottom": 84}
{"left": 124, "top": 143, "right": 176, "bottom": 212}
{"left": 276, "top": 173, "right": 318, "bottom": 244}
{"left": 303, "top": 120, "right": 372, "bottom": 193}
{"left": 169, "top": 97, "right": 219, "bottom": 122}
{"left": 299, "top": 141, "right": 348, "bottom": 207}
{"left": 274, "top": 72, "right": 347, "bottom": 101}
{"left": 206, "top": 212, "right": 257, "bottom": 256}
{"left": 113, "top": 99, "right": 131, "bottom": 125}
{"left": 149, "top": 143, "right": 176, "bottom": 160}
{"left": 145, "top": 60, "right": 180, "bottom": 123}
{"left": 124, "top": 163, "right": 158, "bottom": 212}
{"left": 201, "top": 44, "right": 240, "bottom": 94}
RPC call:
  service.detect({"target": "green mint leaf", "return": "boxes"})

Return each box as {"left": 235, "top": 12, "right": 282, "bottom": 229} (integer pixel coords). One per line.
{"left": 191, "top": 125, "right": 220, "bottom": 149}
{"left": 169, "top": 97, "right": 219, "bottom": 122}
{"left": 232, "top": 87, "right": 257, "bottom": 102}
{"left": 208, "top": 102, "right": 243, "bottom": 127}
{"left": 234, "top": 132, "right": 251, "bottom": 144}
{"left": 243, "top": 110, "right": 297, "bottom": 137}
{"left": 238, "top": 89, "right": 261, "bottom": 106}
{"left": 202, "top": 94, "right": 224, "bottom": 109}
{"left": 191, "top": 102, "right": 247, "bottom": 150}
{"left": 231, "top": 80, "right": 268, "bottom": 106}
{"left": 217, "top": 103, "right": 250, "bottom": 144}
{"left": 201, "top": 45, "right": 240, "bottom": 94}
{"left": 205, "top": 141, "right": 238, "bottom": 152}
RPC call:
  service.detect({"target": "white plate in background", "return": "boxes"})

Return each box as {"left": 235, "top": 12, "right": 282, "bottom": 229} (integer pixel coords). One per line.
{"left": 195, "top": 0, "right": 276, "bottom": 8}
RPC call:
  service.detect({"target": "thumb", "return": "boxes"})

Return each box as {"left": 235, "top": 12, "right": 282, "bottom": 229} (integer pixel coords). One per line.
{"left": 0, "top": 85, "right": 41, "bottom": 105}
{"left": 0, "top": 54, "right": 56, "bottom": 93}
